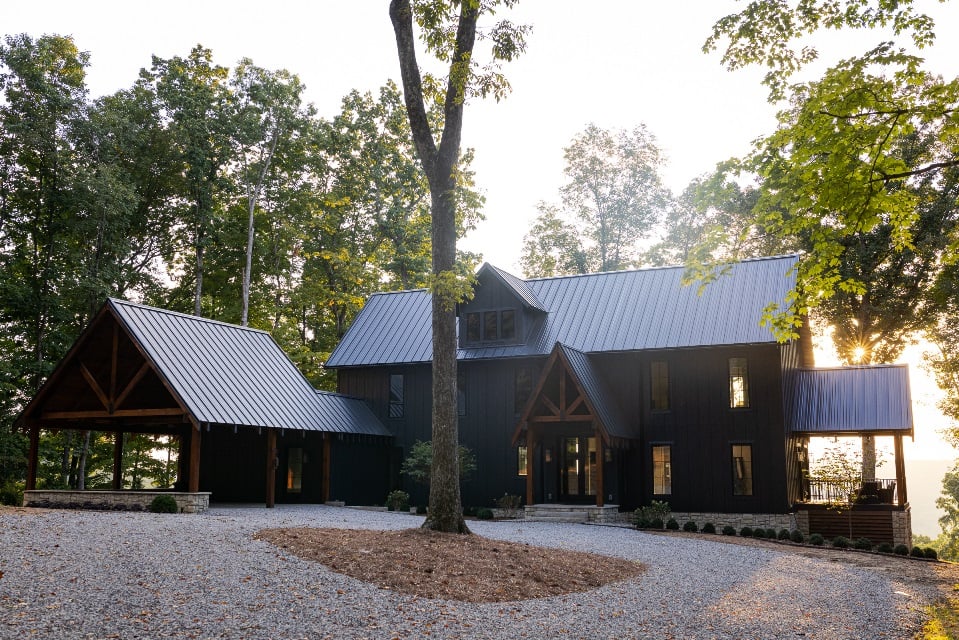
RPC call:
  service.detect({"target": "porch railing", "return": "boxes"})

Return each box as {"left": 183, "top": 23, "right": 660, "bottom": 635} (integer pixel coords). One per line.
{"left": 805, "top": 478, "right": 898, "bottom": 506}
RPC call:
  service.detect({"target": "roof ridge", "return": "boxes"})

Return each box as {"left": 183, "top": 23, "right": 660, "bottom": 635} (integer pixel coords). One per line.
{"left": 109, "top": 298, "right": 271, "bottom": 335}
{"left": 523, "top": 253, "right": 800, "bottom": 283}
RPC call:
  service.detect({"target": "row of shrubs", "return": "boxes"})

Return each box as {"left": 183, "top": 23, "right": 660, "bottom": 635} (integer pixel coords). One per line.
{"left": 384, "top": 490, "right": 522, "bottom": 521}
{"left": 637, "top": 514, "right": 937, "bottom": 559}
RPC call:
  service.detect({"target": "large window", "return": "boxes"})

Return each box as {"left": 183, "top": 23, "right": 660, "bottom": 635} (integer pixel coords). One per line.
{"left": 652, "top": 445, "right": 672, "bottom": 495}
{"left": 732, "top": 444, "right": 753, "bottom": 495}
{"left": 728, "top": 357, "right": 750, "bottom": 408}
{"left": 650, "top": 360, "right": 669, "bottom": 411}
{"left": 517, "top": 445, "right": 528, "bottom": 476}
{"left": 389, "top": 374, "right": 404, "bottom": 418}
{"left": 514, "top": 366, "right": 533, "bottom": 414}
{"left": 464, "top": 309, "right": 517, "bottom": 343}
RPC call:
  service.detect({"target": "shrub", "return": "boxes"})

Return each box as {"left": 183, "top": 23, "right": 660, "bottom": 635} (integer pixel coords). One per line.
{"left": 752, "top": 528, "right": 765, "bottom": 539}
{"left": 924, "top": 547, "right": 938, "bottom": 560}
{"left": 854, "top": 537, "right": 873, "bottom": 551}
{"left": 739, "top": 526, "right": 753, "bottom": 537}
{"left": 832, "top": 536, "right": 850, "bottom": 549}
{"left": 894, "top": 544, "right": 909, "bottom": 556}
{"left": 149, "top": 494, "right": 179, "bottom": 514}
{"left": 497, "top": 494, "right": 522, "bottom": 518}
{"left": 765, "top": 528, "right": 777, "bottom": 539}
{"left": 809, "top": 533, "right": 825, "bottom": 546}
{"left": 877, "top": 542, "right": 894, "bottom": 554}
{"left": 790, "top": 529, "right": 804, "bottom": 544}
{"left": 476, "top": 507, "right": 494, "bottom": 520}
{"left": 666, "top": 518, "right": 679, "bottom": 530}
{"left": 0, "top": 480, "right": 24, "bottom": 507}
{"left": 777, "top": 528, "right": 791, "bottom": 541}
{"left": 910, "top": 546, "right": 925, "bottom": 558}
{"left": 722, "top": 525, "right": 736, "bottom": 536}
{"left": 683, "top": 520, "right": 698, "bottom": 533}
{"left": 463, "top": 505, "right": 478, "bottom": 517}
{"left": 385, "top": 490, "right": 410, "bottom": 512}
{"left": 648, "top": 517, "right": 665, "bottom": 530}
{"left": 416, "top": 504, "right": 427, "bottom": 515}
{"left": 702, "top": 522, "right": 716, "bottom": 534}
{"left": 634, "top": 514, "right": 650, "bottom": 529}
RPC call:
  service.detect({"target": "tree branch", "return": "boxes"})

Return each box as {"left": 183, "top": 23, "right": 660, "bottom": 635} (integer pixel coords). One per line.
{"left": 871, "top": 160, "right": 959, "bottom": 182}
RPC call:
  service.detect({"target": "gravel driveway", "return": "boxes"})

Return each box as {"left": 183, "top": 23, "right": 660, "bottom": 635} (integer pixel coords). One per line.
{"left": 0, "top": 505, "right": 939, "bottom": 639}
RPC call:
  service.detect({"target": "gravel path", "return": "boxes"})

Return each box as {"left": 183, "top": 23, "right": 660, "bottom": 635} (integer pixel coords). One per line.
{"left": 0, "top": 505, "right": 938, "bottom": 639}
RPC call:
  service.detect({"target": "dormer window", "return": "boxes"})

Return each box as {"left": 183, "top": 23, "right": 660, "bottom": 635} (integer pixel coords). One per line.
{"left": 464, "top": 309, "right": 517, "bottom": 343}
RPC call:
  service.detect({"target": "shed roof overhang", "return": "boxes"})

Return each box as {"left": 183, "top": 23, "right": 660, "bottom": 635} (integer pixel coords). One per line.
{"left": 787, "top": 365, "right": 914, "bottom": 438}
{"left": 512, "top": 342, "right": 636, "bottom": 448}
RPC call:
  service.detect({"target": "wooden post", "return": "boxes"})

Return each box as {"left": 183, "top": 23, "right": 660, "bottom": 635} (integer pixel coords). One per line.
{"left": 894, "top": 434, "right": 908, "bottom": 506}
{"left": 188, "top": 426, "right": 201, "bottom": 493}
{"left": 112, "top": 431, "right": 124, "bottom": 490}
{"left": 265, "top": 428, "right": 277, "bottom": 508}
{"left": 321, "top": 433, "right": 331, "bottom": 503}
{"left": 25, "top": 425, "right": 39, "bottom": 491}
{"left": 526, "top": 430, "right": 535, "bottom": 507}
{"left": 596, "top": 433, "right": 605, "bottom": 507}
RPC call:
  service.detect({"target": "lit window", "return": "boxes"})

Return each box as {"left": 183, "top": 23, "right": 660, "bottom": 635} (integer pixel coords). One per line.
{"left": 650, "top": 361, "right": 669, "bottom": 411}
{"left": 652, "top": 445, "right": 672, "bottom": 495}
{"left": 732, "top": 444, "right": 753, "bottom": 495}
{"left": 389, "top": 374, "right": 404, "bottom": 418}
{"left": 517, "top": 445, "right": 528, "bottom": 476}
{"left": 729, "top": 357, "right": 749, "bottom": 408}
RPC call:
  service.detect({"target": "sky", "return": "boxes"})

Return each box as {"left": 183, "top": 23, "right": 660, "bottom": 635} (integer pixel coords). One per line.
{"left": 4, "top": 1, "right": 958, "bottom": 529}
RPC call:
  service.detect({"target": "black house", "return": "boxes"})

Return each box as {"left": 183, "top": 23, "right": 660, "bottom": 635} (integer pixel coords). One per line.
{"left": 328, "top": 255, "right": 914, "bottom": 542}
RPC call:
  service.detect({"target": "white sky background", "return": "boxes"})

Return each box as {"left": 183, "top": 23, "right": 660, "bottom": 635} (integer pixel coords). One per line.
{"left": 4, "top": 1, "right": 958, "bottom": 466}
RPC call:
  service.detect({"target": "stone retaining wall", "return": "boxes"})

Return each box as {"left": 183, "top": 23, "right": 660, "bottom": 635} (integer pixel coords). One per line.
{"left": 24, "top": 490, "right": 211, "bottom": 514}
{"left": 667, "top": 511, "right": 798, "bottom": 532}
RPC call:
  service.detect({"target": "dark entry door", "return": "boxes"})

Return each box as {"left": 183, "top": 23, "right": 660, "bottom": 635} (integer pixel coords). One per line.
{"left": 559, "top": 436, "right": 597, "bottom": 502}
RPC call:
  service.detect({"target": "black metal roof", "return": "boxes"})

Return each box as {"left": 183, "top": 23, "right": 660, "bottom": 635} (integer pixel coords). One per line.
{"left": 480, "top": 263, "right": 547, "bottom": 312}
{"left": 327, "top": 254, "right": 799, "bottom": 367}
{"left": 787, "top": 365, "right": 913, "bottom": 435}
{"left": 110, "top": 299, "right": 389, "bottom": 435}
{"left": 558, "top": 343, "right": 637, "bottom": 441}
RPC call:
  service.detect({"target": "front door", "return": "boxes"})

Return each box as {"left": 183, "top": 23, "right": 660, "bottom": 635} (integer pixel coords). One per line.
{"left": 560, "top": 436, "right": 597, "bottom": 502}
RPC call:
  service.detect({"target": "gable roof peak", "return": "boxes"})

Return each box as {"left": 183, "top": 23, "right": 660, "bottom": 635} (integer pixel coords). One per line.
{"left": 476, "top": 263, "right": 546, "bottom": 312}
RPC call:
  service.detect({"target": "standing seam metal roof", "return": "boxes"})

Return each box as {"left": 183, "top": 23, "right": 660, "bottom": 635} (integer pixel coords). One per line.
{"left": 787, "top": 365, "right": 913, "bottom": 434}
{"left": 326, "top": 255, "right": 799, "bottom": 367}
{"left": 109, "top": 299, "right": 389, "bottom": 436}
{"left": 558, "top": 344, "right": 637, "bottom": 441}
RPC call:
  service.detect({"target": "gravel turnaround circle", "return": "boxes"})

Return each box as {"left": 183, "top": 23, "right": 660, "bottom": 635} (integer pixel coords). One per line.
{"left": 0, "top": 505, "right": 937, "bottom": 639}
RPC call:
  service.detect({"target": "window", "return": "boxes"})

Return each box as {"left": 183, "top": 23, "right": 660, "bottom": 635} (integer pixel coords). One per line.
{"left": 652, "top": 445, "right": 672, "bottom": 495}
{"left": 484, "top": 311, "right": 499, "bottom": 340}
{"left": 729, "top": 357, "right": 750, "bottom": 408}
{"left": 732, "top": 444, "right": 753, "bottom": 495}
{"left": 650, "top": 361, "right": 669, "bottom": 411}
{"left": 466, "top": 313, "right": 481, "bottom": 342}
{"left": 517, "top": 445, "right": 528, "bottom": 476}
{"left": 389, "top": 374, "right": 404, "bottom": 418}
{"left": 514, "top": 366, "right": 533, "bottom": 414}
{"left": 457, "top": 372, "right": 467, "bottom": 416}
{"left": 501, "top": 309, "right": 516, "bottom": 340}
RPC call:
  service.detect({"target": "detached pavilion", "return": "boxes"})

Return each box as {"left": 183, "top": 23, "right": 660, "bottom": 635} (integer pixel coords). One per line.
{"left": 17, "top": 299, "right": 392, "bottom": 511}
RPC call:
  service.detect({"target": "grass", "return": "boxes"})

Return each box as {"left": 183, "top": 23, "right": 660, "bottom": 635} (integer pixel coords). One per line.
{"left": 923, "top": 585, "right": 959, "bottom": 640}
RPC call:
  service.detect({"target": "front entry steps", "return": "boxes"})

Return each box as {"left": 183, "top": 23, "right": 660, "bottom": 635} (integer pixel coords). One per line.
{"left": 524, "top": 503, "right": 623, "bottom": 524}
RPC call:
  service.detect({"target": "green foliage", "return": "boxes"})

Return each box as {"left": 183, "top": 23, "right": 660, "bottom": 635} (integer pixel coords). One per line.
{"left": 765, "top": 528, "right": 777, "bottom": 539}
{"left": 702, "top": 522, "right": 716, "bottom": 534}
{"left": 778, "top": 529, "right": 791, "bottom": 541}
{"left": 934, "top": 462, "right": 959, "bottom": 560}
{"left": 496, "top": 493, "right": 522, "bottom": 519}
{"left": 894, "top": 544, "right": 910, "bottom": 556}
{"left": 877, "top": 542, "right": 894, "bottom": 554}
{"left": 665, "top": 517, "right": 679, "bottom": 531}
{"left": 854, "top": 537, "right": 874, "bottom": 551}
{"left": 722, "top": 525, "right": 736, "bottom": 536}
{"left": 739, "top": 526, "right": 753, "bottom": 537}
{"left": 832, "top": 536, "right": 850, "bottom": 549}
{"left": 386, "top": 489, "right": 410, "bottom": 512}
{"left": 0, "top": 480, "right": 24, "bottom": 506}
{"left": 790, "top": 529, "right": 805, "bottom": 544}
{"left": 400, "top": 440, "right": 477, "bottom": 487}
{"left": 911, "top": 546, "right": 926, "bottom": 558}
{"left": 682, "top": 520, "right": 698, "bottom": 533}
{"left": 809, "top": 533, "right": 825, "bottom": 546}
{"left": 634, "top": 500, "right": 671, "bottom": 529}
{"left": 925, "top": 547, "right": 939, "bottom": 560}
{"left": 752, "top": 528, "right": 765, "bottom": 539}
{"left": 521, "top": 124, "right": 669, "bottom": 276}
{"left": 475, "top": 507, "right": 494, "bottom": 520}
{"left": 148, "top": 494, "right": 179, "bottom": 514}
